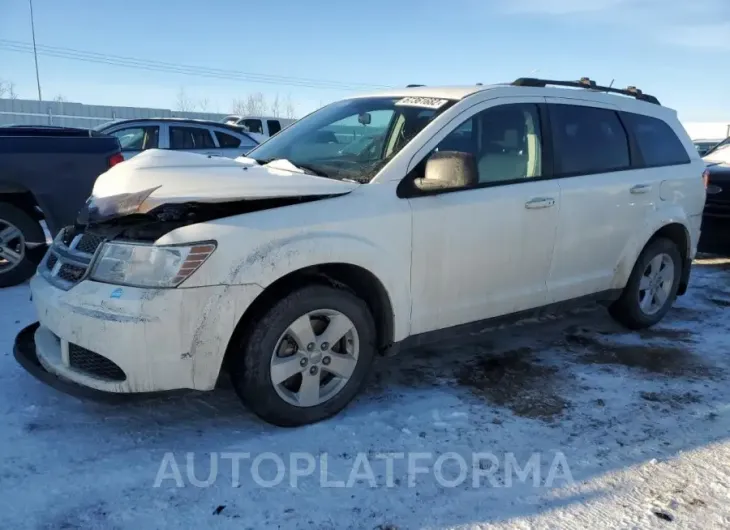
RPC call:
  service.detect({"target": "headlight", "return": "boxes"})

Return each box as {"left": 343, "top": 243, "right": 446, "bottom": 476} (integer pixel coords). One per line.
{"left": 90, "top": 242, "right": 216, "bottom": 288}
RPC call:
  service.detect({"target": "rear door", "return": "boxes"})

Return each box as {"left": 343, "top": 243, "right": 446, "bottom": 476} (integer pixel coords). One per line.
{"left": 545, "top": 100, "right": 657, "bottom": 302}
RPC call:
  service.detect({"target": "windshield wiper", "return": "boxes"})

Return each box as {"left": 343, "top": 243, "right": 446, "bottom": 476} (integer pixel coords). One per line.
{"left": 255, "top": 158, "right": 330, "bottom": 179}
{"left": 291, "top": 162, "right": 330, "bottom": 178}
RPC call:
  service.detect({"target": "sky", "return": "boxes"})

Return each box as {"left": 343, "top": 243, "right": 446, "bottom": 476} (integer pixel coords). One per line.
{"left": 1, "top": 0, "right": 729, "bottom": 120}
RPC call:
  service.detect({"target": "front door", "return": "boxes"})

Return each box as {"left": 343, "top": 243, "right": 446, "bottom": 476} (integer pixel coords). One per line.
{"left": 407, "top": 101, "right": 561, "bottom": 335}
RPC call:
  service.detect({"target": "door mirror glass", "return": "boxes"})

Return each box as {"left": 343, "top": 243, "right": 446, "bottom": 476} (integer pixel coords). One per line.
{"left": 415, "top": 151, "right": 478, "bottom": 191}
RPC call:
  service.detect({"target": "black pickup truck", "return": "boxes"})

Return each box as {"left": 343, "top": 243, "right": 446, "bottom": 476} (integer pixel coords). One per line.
{"left": 0, "top": 126, "right": 122, "bottom": 287}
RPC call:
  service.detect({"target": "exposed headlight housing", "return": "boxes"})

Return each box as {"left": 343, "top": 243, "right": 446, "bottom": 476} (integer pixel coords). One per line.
{"left": 90, "top": 242, "right": 216, "bottom": 288}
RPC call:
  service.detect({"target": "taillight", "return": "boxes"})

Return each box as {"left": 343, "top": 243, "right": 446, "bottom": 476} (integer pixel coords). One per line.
{"left": 702, "top": 169, "right": 710, "bottom": 189}
{"left": 108, "top": 152, "right": 124, "bottom": 168}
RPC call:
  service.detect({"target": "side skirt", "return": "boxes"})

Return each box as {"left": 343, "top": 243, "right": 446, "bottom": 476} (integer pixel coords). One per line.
{"left": 384, "top": 289, "right": 622, "bottom": 356}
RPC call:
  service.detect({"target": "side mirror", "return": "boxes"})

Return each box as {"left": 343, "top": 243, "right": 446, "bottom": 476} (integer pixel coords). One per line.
{"left": 414, "top": 151, "right": 478, "bottom": 191}
{"left": 358, "top": 113, "right": 372, "bottom": 126}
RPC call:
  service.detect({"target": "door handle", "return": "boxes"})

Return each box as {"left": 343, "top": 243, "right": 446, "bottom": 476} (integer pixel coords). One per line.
{"left": 630, "top": 184, "right": 652, "bottom": 194}
{"left": 525, "top": 197, "right": 556, "bottom": 209}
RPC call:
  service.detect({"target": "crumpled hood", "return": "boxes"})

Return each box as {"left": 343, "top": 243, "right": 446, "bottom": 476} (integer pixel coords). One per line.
{"left": 91, "top": 149, "right": 360, "bottom": 205}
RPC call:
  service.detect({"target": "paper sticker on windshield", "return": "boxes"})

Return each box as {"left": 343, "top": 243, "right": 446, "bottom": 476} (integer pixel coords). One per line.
{"left": 395, "top": 97, "right": 449, "bottom": 109}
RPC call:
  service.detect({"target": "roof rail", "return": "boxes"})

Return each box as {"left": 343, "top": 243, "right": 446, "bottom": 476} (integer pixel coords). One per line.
{"left": 406, "top": 84, "right": 425, "bottom": 88}
{"left": 511, "top": 77, "right": 660, "bottom": 105}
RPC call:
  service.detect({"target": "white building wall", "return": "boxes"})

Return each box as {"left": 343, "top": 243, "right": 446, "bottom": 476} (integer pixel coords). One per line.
{"left": 681, "top": 122, "right": 730, "bottom": 141}
{"left": 0, "top": 98, "right": 227, "bottom": 128}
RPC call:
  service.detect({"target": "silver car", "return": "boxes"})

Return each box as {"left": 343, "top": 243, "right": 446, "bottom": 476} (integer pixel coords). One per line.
{"left": 96, "top": 118, "right": 259, "bottom": 160}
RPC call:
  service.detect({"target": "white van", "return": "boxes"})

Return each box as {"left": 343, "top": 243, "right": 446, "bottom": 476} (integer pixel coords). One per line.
{"left": 17, "top": 77, "right": 706, "bottom": 427}
{"left": 222, "top": 115, "right": 295, "bottom": 138}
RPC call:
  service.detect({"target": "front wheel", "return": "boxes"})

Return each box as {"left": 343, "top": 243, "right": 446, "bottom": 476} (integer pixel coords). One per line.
{"left": 231, "top": 284, "right": 377, "bottom": 427}
{"left": 609, "top": 237, "right": 682, "bottom": 329}
{"left": 0, "top": 203, "right": 46, "bottom": 288}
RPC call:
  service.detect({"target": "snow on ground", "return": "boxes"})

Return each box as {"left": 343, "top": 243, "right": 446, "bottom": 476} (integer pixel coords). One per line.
{"left": 2, "top": 260, "right": 730, "bottom": 529}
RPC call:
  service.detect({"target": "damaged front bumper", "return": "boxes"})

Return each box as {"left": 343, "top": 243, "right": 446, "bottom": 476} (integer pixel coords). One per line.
{"left": 15, "top": 274, "right": 262, "bottom": 397}
{"left": 14, "top": 322, "right": 187, "bottom": 402}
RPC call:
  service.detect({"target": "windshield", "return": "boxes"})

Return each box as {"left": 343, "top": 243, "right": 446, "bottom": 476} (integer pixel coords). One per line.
{"left": 705, "top": 137, "right": 730, "bottom": 157}
{"left": 245, "top": 96, "right": 454, "bottom": 182}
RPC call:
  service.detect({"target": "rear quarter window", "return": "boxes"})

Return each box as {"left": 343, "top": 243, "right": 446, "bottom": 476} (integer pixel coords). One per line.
{"left": 621, "top": 112, "right": 691, "bottom": 167}
{"left": 215, "top": 131, "right": 242, "bottom": 148}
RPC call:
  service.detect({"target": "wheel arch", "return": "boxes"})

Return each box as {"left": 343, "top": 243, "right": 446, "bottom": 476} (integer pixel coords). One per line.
{"left": 221, "top": 262, "right": 397, "bottom": 372}
{"left": 646, "top": 223, "right": 691, "bottom": 295}
{"left": 614, "top": 220, "right": 691, "bottom": 296}
{"left": 0, "top": 187, "right": 44, "bottom": 221}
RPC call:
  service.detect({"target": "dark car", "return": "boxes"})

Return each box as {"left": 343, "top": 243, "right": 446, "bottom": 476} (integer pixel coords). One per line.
{"left": 0, "top": 126, "right": 122, "bottom": 287}
{"left": 699, "top": 137, "right": 730, "bottom": 254}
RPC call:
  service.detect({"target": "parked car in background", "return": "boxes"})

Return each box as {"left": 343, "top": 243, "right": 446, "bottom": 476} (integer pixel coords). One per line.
{"left": 96, "top": 118, "right": 259, "bottom": 160}
{"left": 15, "top": 77, "right": 705, "bottom": 427}
{"left": 0, "top": 125, "right": 122, "bottom": 287}
{"left": 699, "top": 137, "right": 730, "bottom": 254}
{"left": 694, "top": 138, "right": 723, "bottom": 156}
{"left": 222, "top": 115, "right": 294, "bottom": 139}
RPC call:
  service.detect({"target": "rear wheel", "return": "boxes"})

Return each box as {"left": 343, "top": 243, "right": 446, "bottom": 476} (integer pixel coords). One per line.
{"left": 230, "top": 284, "right": 376, "bottom": 427}
{"left": 609, "top": 237, "right": 682, "bottom": 329}
{"left": 0, "top": 203, "right": 46, "bottom": 288}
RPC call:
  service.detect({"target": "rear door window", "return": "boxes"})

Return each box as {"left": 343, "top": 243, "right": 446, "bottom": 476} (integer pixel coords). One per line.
{"left": 241, "top": 119, "right": 263, "bottom": 134}
{"left": 169, "top": 126, "right": 216, "bottom": 149}
{"left": 549, "top": 105, "right": 630, "bottom": 175}
{"left": 267, "top": 120, "right": 282, "bottom": 135}
{"left": 621, "top": 113, "right": 690, "bottom": 167}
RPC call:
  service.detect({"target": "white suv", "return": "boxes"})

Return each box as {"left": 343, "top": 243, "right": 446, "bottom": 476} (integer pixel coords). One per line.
{"left": 15, "top": 77, "right": 706, "bottom": 426}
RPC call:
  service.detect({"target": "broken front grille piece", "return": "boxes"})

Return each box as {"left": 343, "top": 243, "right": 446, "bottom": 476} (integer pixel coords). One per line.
{"left": 40, "top": 227, "right": 106, "bottom": 290}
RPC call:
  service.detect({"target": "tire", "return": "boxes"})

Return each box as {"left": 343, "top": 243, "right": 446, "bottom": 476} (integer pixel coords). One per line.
{"left": 230, "top": 284, "right": 377, "bottom": 427}
{"left": 609, "top": 237, "right": 682, "bottom": 330}
{"left": 0, "top": 203, "right": 46, "bottom": 288}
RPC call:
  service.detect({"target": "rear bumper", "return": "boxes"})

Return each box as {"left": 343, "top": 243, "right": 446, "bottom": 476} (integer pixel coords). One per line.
{"left": 13, "top": 323, "right": 191, "bottom": 402}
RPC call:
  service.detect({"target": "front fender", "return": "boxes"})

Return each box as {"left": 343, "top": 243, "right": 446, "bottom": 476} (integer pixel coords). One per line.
{"left": 229, "top": 231, "right": 411, "bottom": 342}
{"left": 611, "top": 205, "right": 690, "bottom": 290}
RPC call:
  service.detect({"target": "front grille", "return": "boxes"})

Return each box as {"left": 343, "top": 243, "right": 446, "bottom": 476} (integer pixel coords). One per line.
{"left": 57, "top": 264, "right": 86, "bottom": 283}
{"left": 75, "top": 234, "right": 105, "bottom": 254}
{"left": 40, "top": 227, "right": 106, "bottom": 290}
{"left": 68, "top": 343, "right": 126, "bottom": 382}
